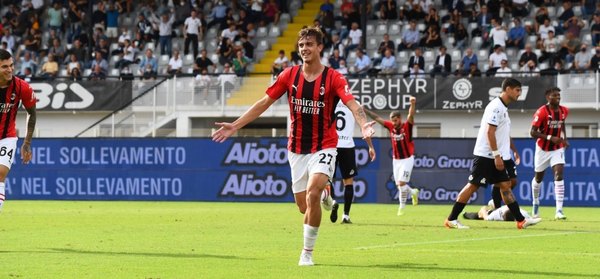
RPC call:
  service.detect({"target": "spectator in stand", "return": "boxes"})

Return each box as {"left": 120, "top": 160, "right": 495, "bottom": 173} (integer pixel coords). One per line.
{"left": 345, "top": 22, "right": 362, "bottom": 54}
{"left": 377, "top": 34, "right": 395, "bottom": 57}
{"left": 453, "top": 23, "right": 469, "bottom": 51}
{"left": 195, "top": 68, "right": 212, "bottom": 104}
{"left": 328, "top": 34, "right": 345, "bottom": 58}
{"left": 329, "top": 48, "right": 343, "bottom": 69}
{"left": 398, "top": 20, "right": 420, "bottom": 51}
{"left": 67, "top": 1, "right": 83, "bottom": 44}
{"left": 47, "top": 2, "right": 63, "bottom": 35}
{"left": 590, "top": 45, "right": 600, "bottom": 72}
{"left": 48, "top": 38, "right": 66, "bottom": 65}
{"left": 541, "top": 60, "right": 566, "bottom": 76}
{"left": 0, "top": 42, "right": 11, "bottom": 56}
{"left": 471, "top": 5, "right": 491, "bottom": 38}
{"left": 519, "top": 44, "right": 538, "bottom": 68}
{"left": 217, "top": 37, "right": 234, "bottom": 66}
{"left": 207, "top": 1, "right": 228, "bottom": 29}
{"left": 424, "top": 7, "right": 440, "bottom": 31}
{"left": 320, "top": 0, "right": 334, "bottom": 14}
{"left": 194, "top": 49, "right": 215, "bottom": 74}
{"left": 263, "top": 0, "right": 281, "bottom": 25}
{"left": 1, "top": 29, "right": 16, "bottom": 54}
{"left": 115, "top": 39, "right": 135, "bottom": 70}
{"left": 217, "top": 63, "right": 236, "bottom": 103}
{"left": 138, "top": 49, "right": 158, "bottom": 80}
{"left": 457, "top": 48, "right": 478, "bottom": 76}
{"left": 506, "top": 18, "right": 525, "bottom": 49}
{"left": 531, "top": 5, "right": 550, "bottom": 35}
{"left": 408, "top": 63, "right": 425, "bottom": 79}
{"left": 537, "top": 18, "right": 555, "bottom": 49}
{"left": 495, "top": 59, "right": 512, "bottom": 77}
{"left": 468, "top": 63, "right": 482, "bottom": 77}
{"left": 489, "top": 18, "right": 507, "bottom": 49}
{"left": 238, "top": 35, "right": 255, "bottom": 62}
{"left": 563, "top": 16, "right": 584, "bottom": 39}
{"left": 487, "top": 45, "right": 508, "bottom": 76}
{"left": 184, "top": 10, "right": 202, "bottom": 60}
{"left": 520, "top": 60, "right": 540, "bottom": 77}
{"left": 67, "top": 53, "right": 82, "bottom": 80}
{"left": 431, "top": 45, "right": 451, "bottom": 77}
{"left": 573, "top": 44, "right": 592, "bottom": 72}
{"left": 105, "top": 1, "right": 122, "bottom": 41}
{"left": 290, "top": 51, "right": 303, "bottom": 66}
{"left": 447, "top": 0, "right": 466, "bottom": 16}
{"left": 539, "top": 30, "right": 558, "bottom": 65}
{"left": 336, "top": 59, "right": 349, "bottom": 75}
{"left": 591, "top": 14, "right": 600, "bottom": 48}
{"left": 272, "top": 50, "right": 289, "bottom": 76}
{"left": 512, "top": 0, "right": 529, "bottom": 17}
{"left": 88, "top": 63, "right": 107, "bottom": 80}
{"left": 406, "top": 2, "right": 427, "bottom": 22}
{"left": 379, "top": 48, "right": 397, "bottom": 75}
{"left": 65, "top": 39, "right": 87, "bottom": 66}
{"left": 378, "top": 0, "right": 398, "bottom": 20}
{"left": 559, "top": 31, "right": 581, "bottom": 64}
{"left": 90, "top": 50, "right": 108, "bottom": 76}
{"left": 39, "top": 53, "right": 59, "bottom": 80}
{"left": 18, "top": 51, "right": 37, "bottom": 76}
{"left": 340, "top": 4, "right": 360, "bottom": 40}
{"left": 167, "top": 50, "right": 183, "bottom": 76}
{"left": 93, "top": 1, "right": 107, "bottom": 31}
{"left": 420, "top": 25, "right": 442, "bottom": 48}
{"left": 23, "top": 28, "right": 41, "bottom": 58}
{"left": 232, "top": 49, "right": 250, "bottom": 77}
{"left": 221, "top": 23, "right": 239, "bottom": 43}
{"left": 557, "top": 2, "right": 574, "bottom": 30}
{"left": 158, "top": 11, "right": 175, "bottom": 56}
{"left": 408, "top": 48, "right": 425, "bottom": 71}
{"left": 352, "top": 49, "right": 371, "bottom": 77}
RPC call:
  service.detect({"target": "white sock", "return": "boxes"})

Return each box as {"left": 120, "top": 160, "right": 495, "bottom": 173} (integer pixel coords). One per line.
{"left": 342, "top": 214, "right": 349, "bottom": 220}
{"left": 398, "top": 185, "right": 409, "bottom": 209}
{"left": 0, "top": 182, "right": 5, "bottom": 211}
{"left": 555, "top": 180, "right": 565, "bottom": 213}
{"left": 303, "top": 224, "right": 319, "bottom": 253}
{"left": 531, "top": 179, "right": 541, "bottom": 206}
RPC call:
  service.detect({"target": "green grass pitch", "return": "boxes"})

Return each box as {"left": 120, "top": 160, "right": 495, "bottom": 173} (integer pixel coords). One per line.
{"left": 1, "top": 201, "right": 599, "bottom": 278}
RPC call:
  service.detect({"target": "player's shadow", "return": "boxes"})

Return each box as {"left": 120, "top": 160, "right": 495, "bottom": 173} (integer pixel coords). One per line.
{"left": 46, "top": 248, "right": 257, "bottom": 260}
{"left": 320, "top": 263, "right": 598, "bottom": 278}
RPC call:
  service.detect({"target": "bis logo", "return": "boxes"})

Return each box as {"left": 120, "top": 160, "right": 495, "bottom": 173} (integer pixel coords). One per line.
{"left": 452, "top": 78, "right": 472, "bottom": 100}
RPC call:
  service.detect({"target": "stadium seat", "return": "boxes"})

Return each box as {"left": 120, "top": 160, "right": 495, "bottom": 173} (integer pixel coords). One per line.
{"left": 279, "top": 13, "right": 291, "bottom": 24}
{"left": 570, "top": 77, "right": 583, "bottom": 88}
{"left": 471, "top": 37, "right": 482, "bottom": 49}
{"left": 539, "top": 62, "right": 549, "bottom": 70}
{"left": 83, "top": 69, "right": 92, "bottom": 76}
{"left": 573, "top": 6, "right": 582, "bottom": 17}
{"left": 510, "top": 62, "right": 519, "bottom": 71}
{"left": 183, "top": 54, "right": 194, "bottom": 65}
{"left": 146, "top": 42, "right": 155, "bottom": 51}
{"left": 506, "top": 48, "right": 517, "bottom": 57}
{"left": 206, "top": 27, "right": 218, "bottom": 39}
{"left": 110, "top": 68, "right": 120, "bottom": 76}
{"left": 210, "top": 53, "right": 219, "bottom": 64}
{"left": 367, "top": 38, "right": 378, "bottom": 50}
{"left": 388, "top": 23, "right": 401, "bottom": 35}
{"left": 424, "top": 50, "right": 434, "bottom": 62}
{"left": 451, "top": 49, "right": 461, "bottom": 61}
{"left": 256, "top": 26, "right": 269, "bottom": 38}
{"left": 447, "top": 36, "right": 455, "bottom": 46}
{"left": 547, "top": 6, "right": 556, "bottom": 17}
{"left": 397, "top": 50, "right": 409, "bottom": 63}
{"left": 256, "top": 40, "right": 269, "bottom": 51}
{"left": 268, "top": 26, "right": 281, "bottom": 37}
{"left": 366, "top": 23, "right": 375, "bottom": 34}
{"left": 417, "top": 23, "right": 426, "bottom": 32}
{"left": 376, "top": 24, "right": 387, "bottom": 35}
{"left": 59, "top": 69, "right": 68, "bottom": 77}
{"left": 478, "top": 49, "right": 489, "bottom": 59}
{"left": 584, "top": 77, "right": 596, "bottom": 88}
{"left": 159, "top": 55, "right": 169, "bottom": 66}
{"left": 394, "top": 37, "right": 403, "bottom": 47}
{"left": 400, "top": 64, "right": 408, "bottom": 72}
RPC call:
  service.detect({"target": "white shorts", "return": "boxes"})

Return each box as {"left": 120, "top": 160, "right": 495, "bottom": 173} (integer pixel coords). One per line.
{"left": 106, "top": 27, "right": 118, "bottom": 38}
{"left": 534, "top": 146, "right": 565, "bottom": 173}
{"left": 486, "top": 206, "right": 530, "bottom": 221}
{"left": 0, "top": 137, "right": 17, "bottom": 169}
{"left": 288, "top": 148, "right": 337, "bottom": 194}
{"left": 393, "top": 155, "right": 414, "bottom": 184}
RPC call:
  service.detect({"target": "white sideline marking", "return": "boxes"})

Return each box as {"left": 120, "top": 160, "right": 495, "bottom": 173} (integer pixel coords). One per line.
{"left": 355, "top": 231, "right": 588, "bottom": 250}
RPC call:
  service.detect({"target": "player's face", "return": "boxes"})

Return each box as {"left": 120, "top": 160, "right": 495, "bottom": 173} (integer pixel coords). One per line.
{"left": 297, "top": 36, "right": 323, "bottom": 64}
{"left": 506, "top": 86, "right": 522, "bottom": 102}
{"left": 0, "top": 58, "right": 14, "bottom": 84}
{"left": 391, "top": 115, "right": 402, "bottom": 128}
{"left": 547, "top": 91, "right": 561, "bottom": 106}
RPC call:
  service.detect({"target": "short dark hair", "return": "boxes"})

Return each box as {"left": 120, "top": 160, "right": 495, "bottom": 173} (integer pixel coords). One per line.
{"left": 545, "top": 87, "right": 561, "bottom": 96}
{"left": 501, "top": 78, "right": 522, "bottom": 91}
{"left": 297, "top": 26, "right": 324, "bottom": 45}
{"left": 390, "top": 111, "right": 402, "bottom": 118}
{"left": 0, "top": 49, "right": 12, "bottom": 60}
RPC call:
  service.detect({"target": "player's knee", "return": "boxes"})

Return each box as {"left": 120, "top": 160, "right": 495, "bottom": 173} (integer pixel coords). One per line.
{"left": 306, "top": 190, "right": 320, "bottom": 205}
{"left": 297, "top": 205, "right": 307, "bottom": 214}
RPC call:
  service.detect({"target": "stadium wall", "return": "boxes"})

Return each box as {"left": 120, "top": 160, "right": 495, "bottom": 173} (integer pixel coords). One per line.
{"left": 8, "top": 138, "right": 600, "bottom": 207}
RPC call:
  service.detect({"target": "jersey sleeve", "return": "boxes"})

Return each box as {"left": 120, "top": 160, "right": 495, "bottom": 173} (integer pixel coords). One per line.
{"left": 383, "top": 120, "right": 394, "bottom": 131}
{"left": 531, "top": 107, "right": 545, "bottom": 127}
{"left": 265, "top": 67, "right": 293, "bottom": 100}
{"left": 486, "top": 107, "right": 502, "bottom": 127}
{"left": 19, "top": 79, "right": 37, "bottom": 109}
{"left": 331, "top": 70, "right": 354, "bottom": 104}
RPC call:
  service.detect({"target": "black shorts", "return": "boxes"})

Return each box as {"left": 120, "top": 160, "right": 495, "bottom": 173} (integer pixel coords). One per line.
{"left": 505, "top": 159, "right": 517, "bottom": 179}
{"left": 468, "top": 156, "right": 511, "bottom": 187}
{"left": 335, "top": 147, "right": 358, "bottom": 179}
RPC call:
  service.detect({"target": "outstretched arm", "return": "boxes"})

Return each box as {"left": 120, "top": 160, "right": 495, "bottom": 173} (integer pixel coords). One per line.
{"left": 212, "top": 95, "right": 276, "bottom": 143}
{"left": 346, "top": 99, "right": 376, "bottom": 161}
{"left": 362, "top": 106, "right": 387, "bottom": 126}
{"left": 406, "top": 96, "right": 416, "bottom": 124}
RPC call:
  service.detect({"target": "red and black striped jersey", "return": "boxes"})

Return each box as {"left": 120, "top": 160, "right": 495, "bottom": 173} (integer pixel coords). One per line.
{"left": 266, "top": 65, "right": 354, "bottom": 154}
{"left": 384, "top": 120, "right": 414, "bottom": 159}
{"left": 532, "top": 104, "right": 569, "bottom": 151}
{"left": 0, "top": 77, "right": 36, "bottom": 139}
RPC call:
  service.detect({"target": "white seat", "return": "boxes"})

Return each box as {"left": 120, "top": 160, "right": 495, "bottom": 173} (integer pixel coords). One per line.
{"left": 110, "top": 68, "right": 120, "bottom": 76}
{"left": 375, "top": 24, "right": 387, "bottom": 35}
{"left": 388, "top": 24, "right": 401, "bottom": 35}
{"left": 59, "top": 69, "right": 68, "bottom": 77}
{"left": 183, "top": 54, "right": 194, "bottom": 65}
{"left": 268, "top": 26, "right": 281, "bottom": 37}
{"left": 256, "top": 27, "right": 268, "bottom": 38}
{"left": 256, "top": 40, "right": 269, "bottom": 51}
{"left": 424, "top": 50, "right": 434, "bottom": 62}
{"left": 570, "top": 77, "right": 583, "bottom": 88}
{"left": 367, "top": 38, "right": 378, "bottom": 50}
{"left": 146, "top": 42, "right": 155, "bottom": 51}
{"left": 83, "top": 68, "right": 92, "bottom": 76}
{"left": 478, "top": 49, "right": 489, "bottom": 60}
{"left": 159, "top": 54, "right": 169, "bottom": 66}
{"left": 366, "top": 23, "right": 375, "bottom": 34}
{"left": 451, "top": 49, "right": 461, "bottom": 61}
{"left": 210, "top": 53, "right": 219, "bottom": 64}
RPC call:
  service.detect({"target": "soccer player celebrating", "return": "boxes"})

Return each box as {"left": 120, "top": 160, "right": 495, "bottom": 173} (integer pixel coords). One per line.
{"left": 329, "top": 101, "right": 376, "bottom": 224}
{"left": 444, "top": 78, "right": 541, "bottom": 229}
{"left": 530, "top": 87, "right": 569, "bottom": 219}
{"left": 212, "top": 27, "right": 375, "bottom": 266}
{"left": 364, "top": 97, "right": 420, "bottom": 216}
{"left": 0, "top": 49, "right": 37, "bottom": 212}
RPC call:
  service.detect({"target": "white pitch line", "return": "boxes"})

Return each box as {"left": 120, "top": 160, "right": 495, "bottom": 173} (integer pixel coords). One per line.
{"left": 354, "top": 231, "right": 589, "bottom": 250}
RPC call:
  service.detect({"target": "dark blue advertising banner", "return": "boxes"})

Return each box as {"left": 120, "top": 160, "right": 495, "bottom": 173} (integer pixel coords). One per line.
{"left": 7, "top": 138, "right": 600, "bottom": 207}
